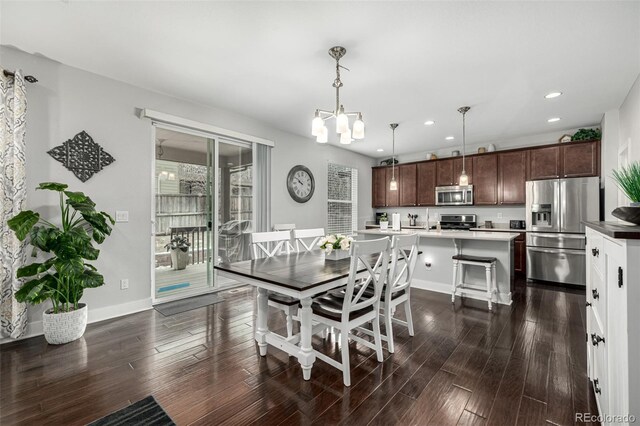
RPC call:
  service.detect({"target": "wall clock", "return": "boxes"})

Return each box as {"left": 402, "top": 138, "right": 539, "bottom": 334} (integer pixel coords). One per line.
{"left": 287, "top": 165, "right": 315, "bottom": 203}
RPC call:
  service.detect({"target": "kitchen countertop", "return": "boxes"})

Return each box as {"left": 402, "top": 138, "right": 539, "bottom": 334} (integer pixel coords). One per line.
{"left": 470, "top": 227, "right": 526, "bottom": 233}
{"left": 356, "top": 228, "right": 520, "bottom": 241}
{"left": 584, "top": 221, "right": 640, "bottom": 240}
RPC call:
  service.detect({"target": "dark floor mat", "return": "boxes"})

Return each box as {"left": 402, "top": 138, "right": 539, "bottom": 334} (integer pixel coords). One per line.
{"left": 87, "top": 396, "right": 175, "bottom": 426}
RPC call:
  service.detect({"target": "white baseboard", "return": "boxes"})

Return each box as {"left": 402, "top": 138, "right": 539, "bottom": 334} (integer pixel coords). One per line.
{"left": 411, "top": 278, "right": 513, "bottom": 306}
{"left": 0, "top": 298, "right": 153, "bottom": 345}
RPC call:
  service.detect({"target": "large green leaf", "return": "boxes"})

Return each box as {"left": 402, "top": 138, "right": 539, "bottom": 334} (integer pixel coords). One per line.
{"left": 65, "top": 191, "right": 96, "bottom": 214}
{"left": 100, "top": 211, "right": 115, "bottom": 225}
{"left": 7, "top": 211, "right": 40, "bottom": 241}
{"left": 79, "top": 269, "right": 104, "bottom": 288}
{"left": 54, "top": 257, "right": 84, "bottom": 276}
{"left": 79, "top": 245, "right": 100, "bottom": 261}
{"left": 29, "top": 226, "right": 62, "bottom": 252}
{"left": 16, "top": 262, "right": 43, "bottom": 278}
{"left": 15, "top": 278, "right": 45, "bottom": 303}
{"left": 82, "top": 211, "right": 113, "bottom": 238}
{"left": 37, "top": 182, "right": 68, "bottom": 192}
{"left": 51, "top": 233, "right": 78, "bottom": 260}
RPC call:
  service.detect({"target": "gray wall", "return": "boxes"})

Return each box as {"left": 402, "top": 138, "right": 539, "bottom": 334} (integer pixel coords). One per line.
{"left": 1, "top": 46, "right": 376, "bottom": 336}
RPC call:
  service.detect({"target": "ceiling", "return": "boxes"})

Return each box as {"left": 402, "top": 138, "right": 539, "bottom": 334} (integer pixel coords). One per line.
{"left": 2, "top": 1, "right": 639, "bottom": 157}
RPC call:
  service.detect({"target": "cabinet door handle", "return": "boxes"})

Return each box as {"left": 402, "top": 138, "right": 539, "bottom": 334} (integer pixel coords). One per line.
{"left": 586, "top": 302, "right": 592, "bottom": 307}
{"left": 591, "top": 248, "right": 599, "bottom": 257}
{"left": 592, "top": 289, "right": 600, "bottom": 300}
{"left": 594, "top": 379, "right": 602, "bottom": 394}
{"left": 591, "top": 333, "right": 605, "bottom": 346}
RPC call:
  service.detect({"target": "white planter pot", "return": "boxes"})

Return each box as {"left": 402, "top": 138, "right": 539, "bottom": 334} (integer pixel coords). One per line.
{"left": 325, "top": 250, "right": 350, "bottom": 261}
{"left": 42, "top": 303, "right": 88, "bottom": 345}
{"left": 380, "top": 221, "right": 389, "bottom": 231}
{"left": 170, "top": 249, "right": 190, "bottom": 270}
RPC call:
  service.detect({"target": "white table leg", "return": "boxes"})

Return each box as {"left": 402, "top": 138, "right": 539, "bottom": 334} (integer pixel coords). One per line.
{"left": 298, "top": 296, "right": 315, "bottom": 380}
{"left": 256, "top": 287, "right": 269, "bottom": 356}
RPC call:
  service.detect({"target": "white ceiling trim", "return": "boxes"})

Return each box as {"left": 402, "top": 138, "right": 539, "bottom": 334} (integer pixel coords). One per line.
{"left": 138, "top": 108, "right": 275, "bottom": 147}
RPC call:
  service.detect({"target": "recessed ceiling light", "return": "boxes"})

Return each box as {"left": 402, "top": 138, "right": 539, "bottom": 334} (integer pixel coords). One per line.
{"left": 424, "top": 120, "right": 435, "bottom": 126}
{"left": 445, "top": 136, "right": 455, "bottom": 140}
{"left": 545, "top": 92, "right": 562, "bottom": 99}
{"left": 376, "top": 148, "right": 384, "bottom": 152}
{"left": 547, "top": 117, "right": 561, "bottom": 123}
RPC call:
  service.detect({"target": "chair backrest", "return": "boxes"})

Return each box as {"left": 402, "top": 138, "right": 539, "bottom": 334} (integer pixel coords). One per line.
{"left": 273, "top": 223, "right": 296, "bottom": 231}
{"left": 341, "top": 237, "right": 391, "bottom": 319}
{"left": 250, "top": 231, "right": 292, "bottom": 259}
{"left": 385, "top": 234, "right": 420, "bottom": 301}
{"left": 293, "top": 228, "right": 325, "bottom": 252}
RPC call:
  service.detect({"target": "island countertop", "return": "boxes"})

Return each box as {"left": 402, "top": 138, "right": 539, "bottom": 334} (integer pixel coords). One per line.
{"left": 356, "top": 228, "right": 520, "bottom": 241}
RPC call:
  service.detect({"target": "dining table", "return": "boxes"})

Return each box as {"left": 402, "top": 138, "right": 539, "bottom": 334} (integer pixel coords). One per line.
{"left": 214, "top": 249, "right": 374, "bottom": 381}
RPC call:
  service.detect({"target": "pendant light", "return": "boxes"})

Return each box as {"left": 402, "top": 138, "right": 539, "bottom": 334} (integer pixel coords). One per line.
{"left": 311, "top": 46, "right": 365, "bottom": 143}
{"left": 389, "top": 123, "right": 399, "bottom": 191}
{"left": 457, "top": 106, "right": 470, "bottom": 186}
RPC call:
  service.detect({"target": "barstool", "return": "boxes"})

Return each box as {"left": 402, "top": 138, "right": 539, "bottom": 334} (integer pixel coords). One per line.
{"left": 451, "top": 254, "right": 497, "bottom": 310}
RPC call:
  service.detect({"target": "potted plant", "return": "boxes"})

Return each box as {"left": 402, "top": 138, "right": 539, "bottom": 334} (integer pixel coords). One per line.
{"left": 165, "top": 236, "right": 191, "bottom": 270}
{"left": 611, "top": 162, "right": 640, "bottom": 224}
{"left": 7, "top": 182, "right": 114, "bottom": 345}
{"left": 318, "top": 234, "right": 354, "bottom": 260}
{"left": 379, "top": 213, "right": 389, "bottom": 231}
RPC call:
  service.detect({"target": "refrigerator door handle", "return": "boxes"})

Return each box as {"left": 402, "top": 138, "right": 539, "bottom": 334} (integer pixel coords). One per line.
{"left": 527, "top": 247, "right": 585, "bottom": 255}
{"left": 529, "top": 233, "right": 586, "bottom": 239}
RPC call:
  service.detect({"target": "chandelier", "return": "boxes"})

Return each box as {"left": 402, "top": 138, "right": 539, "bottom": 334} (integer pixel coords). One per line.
{"left": 311, "top": 46, "right": 365, "bottom": 144}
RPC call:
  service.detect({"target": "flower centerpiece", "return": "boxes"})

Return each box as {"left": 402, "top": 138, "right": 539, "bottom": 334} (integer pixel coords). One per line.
{"left": 319, "top": 234, "right": 354, "bottom": 260}
{"left": 379, "top": 213, "right": 389, "bottom": 231}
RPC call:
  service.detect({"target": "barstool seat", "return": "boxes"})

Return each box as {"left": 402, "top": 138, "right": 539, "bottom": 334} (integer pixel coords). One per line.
{"left": 451, "top": 254, "right": 498, "bottom": 310}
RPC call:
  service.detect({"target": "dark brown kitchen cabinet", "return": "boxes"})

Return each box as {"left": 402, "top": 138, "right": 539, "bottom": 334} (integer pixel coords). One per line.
{"left": 399, "top": 164, "right": 417, "bottom": 206}
{"left": 436, "top": 159, "right": 455, "bottom": 186}
{"left": 499, "top": 151, "right": 527, "bottom": 204}
{"left": 561, "top": 140, "right": 599, "bottom": 178}
{"left": 385, "top": 167, "right": 399, "bottom": 207}
{"left": 372, "top": 167, "right": 386, "bottom": 207}
{"left": 416, "top": 161, "right": 436, "bottom": 206}
{"left": 472, "top": 155, "right": 498, "bottom": 205}
{"left": 514, "top": 233, "right": 526, "bottom": 275}
{"left": 453, "top": 158, "right": 473, "bottom": 185}
{"left": 528, "top": 146, "right": 561, "bottom": 180}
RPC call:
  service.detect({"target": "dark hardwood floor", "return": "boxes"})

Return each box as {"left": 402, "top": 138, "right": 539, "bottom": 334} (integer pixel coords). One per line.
{"left": 1, "top": 278, "right": 598, "bottom": 425}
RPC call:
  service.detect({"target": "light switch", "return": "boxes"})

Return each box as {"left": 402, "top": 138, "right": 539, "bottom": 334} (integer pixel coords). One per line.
{"left": 115, "top": 210, "right": 129, "bottom": 223}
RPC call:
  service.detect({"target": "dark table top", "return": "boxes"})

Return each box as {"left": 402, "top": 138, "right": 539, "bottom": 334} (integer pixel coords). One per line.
{"left": 215, "top": 250, "right": 374, "bottom": 292}
{"left": 584, "top": 221, "right": 640, "bottom": 240}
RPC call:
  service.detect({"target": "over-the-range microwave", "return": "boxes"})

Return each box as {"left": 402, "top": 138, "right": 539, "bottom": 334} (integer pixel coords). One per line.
{"left": 435, "top": 185, "right": 474, "bottom": 206}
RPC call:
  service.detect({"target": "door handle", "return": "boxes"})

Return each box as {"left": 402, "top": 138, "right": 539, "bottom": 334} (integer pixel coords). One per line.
{"left": 591, "top": 333, "right": 605, "bottom": 346}
{"left": 594, "top": 379, "right": 602, "bottom": 394}
{"left": 591, "top": 248, "right": 599, "bottom": 257}
{"left": 592, "top": 289, "right": 599, "bottom": 300}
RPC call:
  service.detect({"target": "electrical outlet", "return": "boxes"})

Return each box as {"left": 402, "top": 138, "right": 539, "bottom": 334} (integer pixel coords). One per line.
{"left": 120, "top": 279, "right": 129, "bottom": 290}
{"left": 497, "top": 212, "right": 503, "bottom": 219}
{"left": 115, "top": 210, "right": 129, "bottom": 223}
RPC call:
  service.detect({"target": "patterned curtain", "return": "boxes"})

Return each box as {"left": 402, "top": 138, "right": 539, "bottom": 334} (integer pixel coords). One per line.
{"left": 0, "top": 68, "right": 28, "bottom": 338}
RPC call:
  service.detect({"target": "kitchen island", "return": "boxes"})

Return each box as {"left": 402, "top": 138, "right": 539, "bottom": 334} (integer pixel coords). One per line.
{"left": 356, "top": 228, "right": 520, "bottom": 305}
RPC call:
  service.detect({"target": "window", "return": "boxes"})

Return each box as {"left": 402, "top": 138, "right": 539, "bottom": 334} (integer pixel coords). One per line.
{"left": 327, "top": 163, "right": 358, "bottom": 235}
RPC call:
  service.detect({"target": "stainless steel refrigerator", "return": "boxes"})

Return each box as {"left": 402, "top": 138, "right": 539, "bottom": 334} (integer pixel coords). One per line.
{"left": 526, "top": 177, "right": 599, "bottom": 286}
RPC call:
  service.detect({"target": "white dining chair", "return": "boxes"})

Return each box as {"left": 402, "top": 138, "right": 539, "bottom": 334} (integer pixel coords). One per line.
{"left": 293, "top": 228, "right": 325, "bottom": 252}
{"left": 354, "top": 234, "right": 419, "bottom": 353}
{"left": 310, "top": 237, "right": 390, "bottom": 386}
{"left": 250, "top": 231, "right": 298, "bottom": 337}
{"left": 379, "top": 234, "right": 419, "bottom": 353}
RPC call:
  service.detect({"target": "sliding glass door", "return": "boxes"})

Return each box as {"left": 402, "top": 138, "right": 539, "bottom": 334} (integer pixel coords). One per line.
{"left": 152, "top": 127, "right": 256, "bottom": 301}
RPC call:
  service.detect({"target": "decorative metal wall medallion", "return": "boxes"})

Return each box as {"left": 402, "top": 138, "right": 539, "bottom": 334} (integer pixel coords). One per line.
{"left": 48, "top": 131, "right": 115, "bottom": 182}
